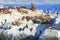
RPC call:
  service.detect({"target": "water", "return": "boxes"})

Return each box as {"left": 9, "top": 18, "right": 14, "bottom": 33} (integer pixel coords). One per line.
{"left": 1, "top": 3, "right": 60, "bottom": 13}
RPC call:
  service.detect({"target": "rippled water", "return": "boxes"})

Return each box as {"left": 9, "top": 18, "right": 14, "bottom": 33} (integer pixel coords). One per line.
{"left": 1, "top": 4, "right": 60, "bottom": 13}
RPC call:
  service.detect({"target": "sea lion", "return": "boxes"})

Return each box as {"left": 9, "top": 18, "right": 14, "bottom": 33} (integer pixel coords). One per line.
{"left": 12, "top": 21, "right": 22, "bottom": 26}
{"left": 22, "top": 16, "right": 26, "bottom": 20}
{"left": 2, "top": 6, "right": 12, "bottom": 15}
{"left": 30, "top": 3, "right": 36, "bottom": 11}
{"left": 41, "top": 15, "right": 50, "bottom": 23}
{"left": 20, "top": 9, "right": 28, "bottom": 14}
{"left": 14, "top": 6, "right": 29, "bottom": 14}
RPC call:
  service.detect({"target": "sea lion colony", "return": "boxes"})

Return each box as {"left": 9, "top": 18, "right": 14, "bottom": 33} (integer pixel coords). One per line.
{"left": 0, "top": 3, "right": 51, "bottom": 26}
{"left": 0, "top": 3, "right": 59, "bottom": 36}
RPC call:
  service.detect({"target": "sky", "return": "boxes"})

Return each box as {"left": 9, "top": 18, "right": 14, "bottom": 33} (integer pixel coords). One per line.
{"left": 0, "top": 0, "right": 60, "bottom": 4}
{"left": 43, "top": 0, "right": 60, "bottom": 4}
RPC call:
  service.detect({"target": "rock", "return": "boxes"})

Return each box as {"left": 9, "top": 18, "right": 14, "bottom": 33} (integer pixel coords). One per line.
{"left": 26, "top": 16, "right": 30, "bottom": 21}
{"left": 30, "top": 28, "right": 33, "bottom": 31}
{"left": 19, "top": 28, "right": 22, "bottom": 31}
{"left": 25, "top": 24, "right": 28, "bottom": 28}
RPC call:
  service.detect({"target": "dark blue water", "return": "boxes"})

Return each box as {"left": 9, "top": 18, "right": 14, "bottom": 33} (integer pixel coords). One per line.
{"left": 1, "top": 4, "right": 60, "bottom": 13}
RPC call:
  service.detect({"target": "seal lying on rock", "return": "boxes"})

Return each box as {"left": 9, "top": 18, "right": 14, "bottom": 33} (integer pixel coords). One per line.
{"left": 21, "top": 15, "right": 50, "bottom": 24}
{"left": 22, "top": 16, "right": 26, "bottom": 20}
{"left": 14, "top": 3, "right": 36, "bottom": 14}
{"left": 41, "top": 15, "right": 50, "bottom": 23}
{"left": 31, "top": 15, "right": 50, "bottom": 24}
{"left": 12, "top": 21, "right": 22, "bottom": 26}
{"left": 2, "top": 6, "right": 12, "bottom": 15}
{"left": 14, "top": 6, "right": 29, "bottom": 14}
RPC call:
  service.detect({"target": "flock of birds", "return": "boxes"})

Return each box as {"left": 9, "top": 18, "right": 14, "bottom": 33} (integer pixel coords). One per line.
{"left": 0, "top": 3, "right": 60, "bottom": 38}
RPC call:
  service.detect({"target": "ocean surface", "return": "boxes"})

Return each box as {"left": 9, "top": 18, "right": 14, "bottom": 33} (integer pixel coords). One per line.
{"left": 1, "top": 4, "right": 60, "bottom": 13}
